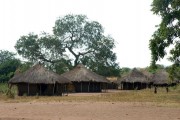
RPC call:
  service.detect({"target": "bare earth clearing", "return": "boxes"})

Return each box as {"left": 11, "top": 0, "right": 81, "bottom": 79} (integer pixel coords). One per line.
{"left": 0, "top": 101, "right": 180, "bottom": 120}
{"left": 0, "top": 91, "right": 180, "bottom": 120}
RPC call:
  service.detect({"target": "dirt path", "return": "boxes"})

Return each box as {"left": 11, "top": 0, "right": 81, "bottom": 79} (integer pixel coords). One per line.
{"left": 0, "top": 101, "right": 179, "bottom": 120}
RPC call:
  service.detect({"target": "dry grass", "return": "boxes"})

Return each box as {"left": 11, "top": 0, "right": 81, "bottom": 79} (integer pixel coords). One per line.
{"left": 1, "top": 83, "right": 180, "bottom": 107}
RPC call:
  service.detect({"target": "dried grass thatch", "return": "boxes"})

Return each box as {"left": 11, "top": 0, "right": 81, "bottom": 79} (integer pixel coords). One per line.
{"left": 61, "top": 64, "right": 109, "bottom": 83}
{"left": 9, "top": 64, "right": 71, "bottom": 84}
{"left": 106, "top": 77, "right": 118, "bottom": 82}
{"left": 151, "top": 70, "right": 171, "bottom": 85}
{"left": 120, "top": 68, "right": 150, "bottom": 83}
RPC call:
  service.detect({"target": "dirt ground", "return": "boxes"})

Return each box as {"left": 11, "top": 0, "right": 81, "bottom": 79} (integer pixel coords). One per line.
{"left": 0, "top": 90, "right": 180, "bottom": 120}
{"left": 0, "top": 101, "right": 179, "bottom": 120}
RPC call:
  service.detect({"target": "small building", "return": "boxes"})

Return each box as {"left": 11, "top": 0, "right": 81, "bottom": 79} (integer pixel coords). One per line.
{"left": 119, "top": 68, "right": 152, "bottom": 90}
{"left": 61, "top": 64, "right": 109, "bottom": 92}
{"left": 8, "top": 64, "right": 71, "bottom": 96}
{"left": 151, "top": 70, "right": 176, "bottom": 87}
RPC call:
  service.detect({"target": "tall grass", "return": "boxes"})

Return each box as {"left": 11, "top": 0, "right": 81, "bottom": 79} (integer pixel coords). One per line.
{"left": 0, "top": 83, "right": 9, "bottom": 94}
{"left": 0, "top": 83, "right": 17, "bottom": 99}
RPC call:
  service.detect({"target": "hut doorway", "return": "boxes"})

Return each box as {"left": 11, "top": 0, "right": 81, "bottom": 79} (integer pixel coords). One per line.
{"left": 39, "top": 84, "right": 48, "bottom": 95}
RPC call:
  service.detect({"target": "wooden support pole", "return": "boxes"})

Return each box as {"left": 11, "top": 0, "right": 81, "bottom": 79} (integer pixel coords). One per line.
{"left": 62, "top": 84, "right": 64, "bottom": 96}
{"left": 133, "top": 82, "right": 134, "bottom": 90}
{"left": 81, "top": 82, "right": 82, "bottom": 92}
{"left": 88, "top": 82, "right": 90, "bottom": 92}
{"left": 66, "top": 84, "right": 68, "bottom": 96}
{"left": 40, "top": 84, "right": 41, "bottom": 95}
{"left": 57, "top": 84, "right": 58, "bottom": 95}
{"left": 106, "top": 83, "right": 108, "bottom": 92}
{"left": 28, "top": 83, "right": 29, "bottom": 96}
{"left": 53, "top": 82, "right": 55, "bottom": 95}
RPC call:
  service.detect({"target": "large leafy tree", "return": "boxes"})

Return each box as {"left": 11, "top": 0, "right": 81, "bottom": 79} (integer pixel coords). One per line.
{"left": 15, "top": 14, "right": 120, "bottom": 76}
{"left": 0, "top": 50, "right": 21, "bottom": 82}
{"left": 15, "top": 33, "right": 66, "bottom": 63}
{"left": 149, "top": 0, "right": 180, "bottom": 79}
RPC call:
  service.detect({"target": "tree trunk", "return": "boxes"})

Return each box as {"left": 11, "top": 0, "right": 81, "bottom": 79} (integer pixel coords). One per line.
{"left": 74, "top": 57, "right": 79, "bottom": 66}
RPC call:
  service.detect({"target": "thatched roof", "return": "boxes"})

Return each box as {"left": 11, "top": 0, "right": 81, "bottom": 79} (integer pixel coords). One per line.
{"left": 61, "top": 64, "right": 109, "bottom": 83}
{"left": 120, "top": 68, "right": 150, "bottom": 83}
{"left": 107, "top": 77, "right": 118, "bottom": 82}
{"left": 151, "top": 70, "right": 170, "bottom": 85}
{"left": 140, "top": 69, "right": 153, "bottom": 80}
{"left": 9, "top": 64, "right": 71, "bottom": 84}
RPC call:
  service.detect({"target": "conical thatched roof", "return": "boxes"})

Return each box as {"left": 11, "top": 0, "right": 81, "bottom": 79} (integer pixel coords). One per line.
{"left": 9, "top": 64, "right": 71, "bottom": 84}
{"left": 120, "top": 68, "right": 149, "bottom": 83}
{"left": 151, "top": 70, "right": 170, "bottom": 85}
{"left": 61, "top": 64, "right": 109, "bottom": 83}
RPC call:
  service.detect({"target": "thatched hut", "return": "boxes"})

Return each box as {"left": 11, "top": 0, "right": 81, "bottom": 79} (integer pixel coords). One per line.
{"left": 106, "top": 77, "right": 118, "bottom": 89}
{"left": 61, "top": 64, "right": 109, "bottom": 92}
{"left": 9, "top": 64, "right": 71, "bottom": 96}
{"left": 151, "top": 70, "right": 176, "bottom": 87}
{"left": 119, "top": 68, "right": 152, "bottom": 90}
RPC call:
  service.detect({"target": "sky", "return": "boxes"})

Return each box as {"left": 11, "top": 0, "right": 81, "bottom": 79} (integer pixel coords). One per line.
{"left": 0, "top": 0, "right": 173, "bottom": 68}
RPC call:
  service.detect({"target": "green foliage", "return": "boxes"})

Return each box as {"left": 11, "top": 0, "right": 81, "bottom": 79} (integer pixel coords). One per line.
{"left": 166, "top": 63, "right": 180, "bottom": 81}
{"left": 88, "top": 63, "right": 120, "bottom": 77}
{"left": 0, "top": 83, "right": 15, "bottom": 99}
{"left": 16, "top": 62, "right": 33, "bottom": 73}
{"left": 147, "top": 64, "right": 165, "bottom": 74}
{"left": 149, "top": 0, "right": 180, "bottom": 79}
{"left": 120, "top": 67, "right": 131, "bottom": 77}
{"left": 0, "top": 50, "right": 16, "bottom": 64}
{"left": 0, "top": 50, "right": 21, "bottom": 82}
{"left": 15, "top": 33, "right": 65, "bottom": 63}
{"left": 149, "top": 0, "right": 180, "bottom": 65}
{"left": 0, "top": 83, "right": 9, "bottom": 93}
{"left": 6, "top": 89, "right": 15, "bottom": 99}
{"left": 53, "top": 14, "right": 119, "bottom": 76}
{"left": 15, "top": 14, "right": 120, "bottom": 76}
{"left": 52, "top": 58, "right": 73, "bottom": 74}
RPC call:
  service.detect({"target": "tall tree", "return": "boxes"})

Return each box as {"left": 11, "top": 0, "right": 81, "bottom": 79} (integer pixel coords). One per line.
{"left": 15, "top": 14, "right": 120, "bottom": 76}
{"left": 149, "top": 0, "right": 180, "bottom": 79}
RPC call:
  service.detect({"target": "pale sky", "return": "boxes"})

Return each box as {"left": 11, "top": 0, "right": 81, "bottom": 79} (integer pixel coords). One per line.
{"left": 0, "top": 0, "right": 173, "bottom": 68}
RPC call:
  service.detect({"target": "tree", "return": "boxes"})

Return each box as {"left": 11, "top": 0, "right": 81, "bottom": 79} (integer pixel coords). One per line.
{"left": 54, "top": 14, "right": 120, "bottom": 76}
{"left": 149, "top": 0, "right": 180, "bottom": 79}
{"left": 0, "top": 50, "right": 15, "bottom": 64}
{"left": 120, "top": 67, "right": 131, "bottom": 77}
{"left": 15, "top": 61, "right": 33, "bottom": 74}
{"left": 166, "top": 64, "right": 180, "bottom": 81}
{"left": 15, "top": 14, "right": 120, "bottom": 76}
{"left": 15, "top": 33, "right": 66, "bottom": 63}
{"left": 0, "top": 50, "right": 21, "bottom": 82}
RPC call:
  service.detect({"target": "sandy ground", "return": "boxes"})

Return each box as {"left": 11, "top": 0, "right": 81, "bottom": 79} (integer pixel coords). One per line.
{"left": 0, "top": 90, "right": 180, "bottom": 120}
{"left": 0, "top": 101, "right": 180, "bottom": 120}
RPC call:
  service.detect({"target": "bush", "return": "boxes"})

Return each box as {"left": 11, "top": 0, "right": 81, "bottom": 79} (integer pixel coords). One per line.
{"left": 0, "top": 83, "right": 9, "bottom": 93}
{"left": 6, "top": 89, "right": 15, "bottom": 99}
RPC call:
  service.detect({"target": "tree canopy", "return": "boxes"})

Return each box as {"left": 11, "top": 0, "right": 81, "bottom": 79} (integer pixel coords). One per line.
{"left": 149, "top": 0, "right": 180, "bottom": 79}
{"left": 0, "top": 50, "right": 21, "bottom": 82}
{"left": 15, "top": 14, "right": 120, "bottom": 76}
